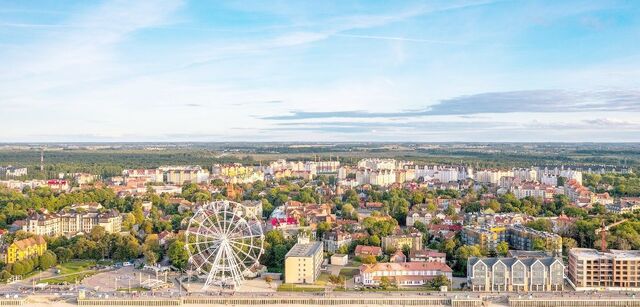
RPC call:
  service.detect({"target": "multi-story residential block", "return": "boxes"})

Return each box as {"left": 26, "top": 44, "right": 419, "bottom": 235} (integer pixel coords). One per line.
{"left": 405, "top": 207, "right": 434, "bottom": 227}
{"left": 467, "top": 256, "right": 564, "bottom": 292}
{"left": 539, "top": 173, "right": 558, "bottom": 186}
{"left": 212, "top": 163, "right": 265, "bottom": 184}
{"left": 322, "top": 230, "right": 352, "bottom": 253}
{"left": 284, "top": 239, "right": 324, "bottom": 284}
{"left": 536, "top": 167, "right": 583, "bottom": 185}
{"left": 357, "top": 262, "right": 452, "bottom": 287}
{"left": 509, "top": 182, "right": 556, "bottom": 200}
{"left": 22, "top": 207, "right": 122, "bottom": 237}
{"left": 564, "top": 179, "right": 612, "bottom": 207}
{"left": 122, "top": 169, "right": 164, "bottom": 183}
{"left": 0, "top": 166, "right": 28, "bottom": 177}
{"left": 461, "top": 226, "right": 507, "bottom": 252}
{"left": 568, "top": 248, "right": 640, "bottom": 290}
{"left": 47, "top": 179, "right": 69, "bottom": 191}
{"left": 607, "top": 197, "right": 640, "bottom": 214}
{"left": 266, "top": 159, "right": 320, "bottom": 179}
{"left": 357, "top": 159, "right": 396, "bottom": 170}
{"left": 507, "top": 225, "right": 562, "bottom": 256}
{"left": 474, "top": 169, "right": 514, "bottom": 185}
{"left": 381, "top": 233, "right": 423, "bottom": 252}
{"left": 464, "top": 212, "right": 534, "bottom": 227}
{"left": 512, "top": 168, "right": 538, "bottom": 182}
{"left": 414, "top": 165, "right": 467, "bottom": 183}
{"left": 1, "top": 236, "right": 47, "bottom": 264}
{"left": 356, "top": 168, "right": 395, "bottom": 186}
{"left": 0, "top": 179, "right": 46, "bottom": 190}
{"left": 315, "top": 161, "right": 341, "bottom": 174}
{"left": 160, "top": 166, "right": 209, "bottom": 185}
{"left": 462, "top": 225, "right": 561, "bottom": 255}
{"left": 409, "top": 249, "right": 446, "bottom": 263}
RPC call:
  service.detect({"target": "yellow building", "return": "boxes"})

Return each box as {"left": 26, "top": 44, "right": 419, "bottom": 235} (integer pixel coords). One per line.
{"left": 381, "top": 233, "right": 423, "bottom": 252}
{"left": 3, "top": 236, "right": 47, "bottom": 264}
{"left": 284, "top": 241, "right": 324, "bottom": 284}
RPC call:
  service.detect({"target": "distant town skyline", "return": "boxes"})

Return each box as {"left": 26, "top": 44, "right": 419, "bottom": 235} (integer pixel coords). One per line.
{"left": 1, "top": 0, "right": 640, "bottom": 142}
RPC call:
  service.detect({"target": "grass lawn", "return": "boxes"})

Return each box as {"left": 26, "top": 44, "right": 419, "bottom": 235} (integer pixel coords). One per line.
{"left": 40, "top": 260, "right": 97, "bottom": 285}
{"left": 315, "top": 273, "right": 331, "bottom": 286}
{"left": 339, "top": 268, "right": 359, "bottom": 279}
{"left": 277, "top": 284, "right": 325, "bottom": 292}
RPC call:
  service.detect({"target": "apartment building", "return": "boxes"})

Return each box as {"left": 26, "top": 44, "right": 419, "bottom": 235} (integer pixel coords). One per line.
{"left": 409, "top": 249, "right": 446, "bottom": 263}
{"left": 357, "top": 159, "right": 396, "bottom": 170}
{"left": 22, "top": 208, "right": 122, "bottom": 237}
{"left": 284, "top": 240, "right": 324, "bottom": 284}
{"left": 322, "top": 229, "right": 352, "bottom": 253}
{"left": 0, "top": 166, "right": 28, "bottom": 177}
{"left": 464, "top": 212, "right": 534, "bottom": 228}
{"left": 405, "top": 207, "right": 434, "bottom": 227}
{"left": 568, "top": 248, "right": 640, "bottom": 290}
{"left": 462, "top": 225, "right": 561, "bottom": 256}
{"left": 381, "top": 233, "right": 423, "bottom": 252}
{"left": 357, "top": 261, "right": 452, "bottom": 287}
{"left": 122, "top": 169, "right": 164, "bottom": 183}
{"left": 462, "top": 226, "right": 507, "bottom": 252}
{"left": 512, "top": 168, "right": 538, "bottom": 182}
{"left": 509, "top": 182, "right": 556, "bottom": 200}
{"left": 467, "top": 256, "right": 564, "bottom": 292}
{"left": 607, "top": 197, "right": 640, "bottom": 214}
{"left": 474, "top": 169, "right": 513, "bottom": 185}
{"left": 266, "top": 159, "right": 320, "bottom": 179}
{"left": 414, "top": 165, "right": 467, "bottom": 183}
{"left": 356, "top": 168, "right": 395, "bottom": 186}
{"left": 160, "top": 166, "right": 209, "bottom": 185}
{"left": 507, "top": 225, "right": 562, "bottom": 256}
{"left": 1, "top": 236, "right": 47, "bottom": 264}
{"left": 212, "top": 163, "right": 265, "bottom": 184}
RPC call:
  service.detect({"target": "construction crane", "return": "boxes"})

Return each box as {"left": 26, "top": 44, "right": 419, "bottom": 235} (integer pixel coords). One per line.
{"left": 595, "top": 218, "right": 628, "bottom": 251}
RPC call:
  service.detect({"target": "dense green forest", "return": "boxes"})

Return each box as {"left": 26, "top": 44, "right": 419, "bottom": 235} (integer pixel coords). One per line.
{"left": 1, "top": 142, "right": 637, "bottom": 179}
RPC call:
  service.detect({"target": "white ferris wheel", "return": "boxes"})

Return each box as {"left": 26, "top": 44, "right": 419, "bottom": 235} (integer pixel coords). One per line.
{"left": 184, "top": 200, "right": 264, "bottom": 290}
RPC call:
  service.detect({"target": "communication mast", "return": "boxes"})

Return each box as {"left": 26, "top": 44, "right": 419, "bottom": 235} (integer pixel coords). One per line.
{"left": 40, "top": 148, "right": 44, "bottom": 172}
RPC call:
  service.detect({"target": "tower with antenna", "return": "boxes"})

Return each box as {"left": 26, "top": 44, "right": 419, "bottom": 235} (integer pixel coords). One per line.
{"left": 40, "top": 148, "right": 44, "bottom": 172}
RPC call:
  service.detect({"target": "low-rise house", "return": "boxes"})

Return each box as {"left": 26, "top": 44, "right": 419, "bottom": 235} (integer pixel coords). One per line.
{"left": 357, "top": 262, "right": 452, "bottom": 287}
{"left": 390, "top": 250, "right": 406, "bottom": 263}
{"left": 1, "top": 236, "right": 47, "bottom": 264}
{"left": 331, "top": 254, "right": 348, "bottom": 266}
{"left": 409, "top": 249, "right": 446, "bottom": 263}
{"left": 428, "top": 224, "right": 462, "bottom": 240}
{"left": 171, "top": 198, "right": 195, "bottom": 213}
{"left": 285, "top": 201, "right": 335, "bottom": 226}
{"left": 354, "top": 245, "right": 382, "bottom": 258}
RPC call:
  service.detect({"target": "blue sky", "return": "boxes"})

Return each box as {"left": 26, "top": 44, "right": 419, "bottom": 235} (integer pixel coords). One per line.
{"left": 1, "top": 0, "right": 640, "bottom": 142}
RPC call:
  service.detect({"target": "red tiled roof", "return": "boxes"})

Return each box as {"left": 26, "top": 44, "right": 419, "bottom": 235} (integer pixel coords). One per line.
{"left": 360, "top": 261, "right": 452, "bottom": 273}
